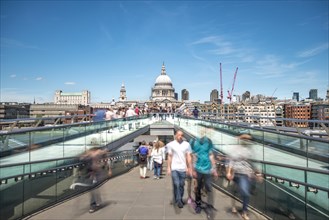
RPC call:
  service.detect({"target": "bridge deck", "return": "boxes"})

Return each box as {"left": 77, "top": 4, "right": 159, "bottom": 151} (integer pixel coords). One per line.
{"left": 28, "top": 163, "right": 266, "bottom": 220}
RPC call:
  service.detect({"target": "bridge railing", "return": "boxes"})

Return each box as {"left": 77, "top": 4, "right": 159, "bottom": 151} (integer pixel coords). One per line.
{"left": 0, "top": 115, "right": 151, "bottom": 164}
{"left": 213, "top": 152, "right": 329, "bottom": 220}
{"left": 174, "top": 116, "right": 329, "bottom": 220}
{"left": 0, "top": 150, "right": 138, "bottom": 220}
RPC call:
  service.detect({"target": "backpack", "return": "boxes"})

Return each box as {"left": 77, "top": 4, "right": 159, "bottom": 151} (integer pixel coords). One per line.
{"left": 139, "top": 146, "right": 148, "bottom": 155}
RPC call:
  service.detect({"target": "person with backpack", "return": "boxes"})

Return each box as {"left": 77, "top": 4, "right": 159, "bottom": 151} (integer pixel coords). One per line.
{"left": 137, "top": 141, "right": 149, "bottom": 179}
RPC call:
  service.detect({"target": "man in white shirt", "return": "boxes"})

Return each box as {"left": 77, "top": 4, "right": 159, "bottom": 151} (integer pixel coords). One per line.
{"left": 105, "top": 108, "right": 115, "bottom": 120}
{"left": 125, "top": 107, "right": 136, "bottom": 117}
{"left": 167, "top": 130, "right": 192, "bottom": 208}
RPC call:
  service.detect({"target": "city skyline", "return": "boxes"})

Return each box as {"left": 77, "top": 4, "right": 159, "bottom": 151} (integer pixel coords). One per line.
{"left": 1, "top": 1, "right": 328, "bottom": 103}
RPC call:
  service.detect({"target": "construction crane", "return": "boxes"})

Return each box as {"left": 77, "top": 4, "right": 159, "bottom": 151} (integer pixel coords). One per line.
{"left": 227, "top": 67, "right": 238, "bottom": 103}
{"left": 270, "top": 88, "right": 278, "bottom": 103}
{"left": 220, "top": 63, "right": 223, "bottom": 104}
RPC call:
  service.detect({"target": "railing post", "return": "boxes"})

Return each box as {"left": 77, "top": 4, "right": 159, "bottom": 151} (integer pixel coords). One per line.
{"left": 304, "top": 169, "right": 308, "bottom": 220}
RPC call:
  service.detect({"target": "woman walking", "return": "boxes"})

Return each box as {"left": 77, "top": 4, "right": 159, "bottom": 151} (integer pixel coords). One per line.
{"left": 151, "top": 140, "right": 165, "bottom": 179}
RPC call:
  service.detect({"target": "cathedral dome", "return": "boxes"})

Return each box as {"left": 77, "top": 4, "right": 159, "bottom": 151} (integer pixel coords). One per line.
{"left": 155, "top": 74, "right": 172, "bottom": 85}
{"left": 151, "top": 63, "right": 176, "bottom": 102}
{"left": 154, "top": 63, "right": 173, "bottom": 86}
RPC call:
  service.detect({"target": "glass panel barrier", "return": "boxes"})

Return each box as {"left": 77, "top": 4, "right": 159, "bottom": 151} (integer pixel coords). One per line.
{"left": 176, "top": 116, "right": 328, "bottom": 220}
{"left": 306, "top": 188, "right": 329, "bottom": 220}
{"left": 0, "top": 115, "right": 152, "bottom": 166}
{"left": 0, "top": 150, "right": 137, "bottom": 220}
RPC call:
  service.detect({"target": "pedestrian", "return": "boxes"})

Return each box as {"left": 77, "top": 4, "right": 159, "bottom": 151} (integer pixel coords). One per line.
{"left": 226, "top": 134, "right": 262, "bottom": 220}
{"left": 137, "top": 141, "right": 149, "bottom": 179}
{"left": 78, "top": 147, "right": 112, "bottom": 213}
{"left": 134, "top": 105, "right": 140, "bottom": 116}
{"left": 151, "top": 140, "right": 165, "bottom": 179}
{"left": 125, "top": 106, "right": 136, "bottom": 117}
{"left": 147, "top": 142, "right": 154, "bottom": 170}
{"left": 190, "top": 131, "right": 218, "bottom": 217}
{"left": 166, "top": 130, "right": 192, "bottom": 208}
{"left": 192, "top": 106, "right": 199, "bottom": 119}
{"left": 105, "top": 108, "right": 115, "bottom": 120}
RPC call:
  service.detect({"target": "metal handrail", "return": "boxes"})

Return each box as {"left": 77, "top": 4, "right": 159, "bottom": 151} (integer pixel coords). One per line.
{"left": 262, "top": 173, "right": 329, "bottom": 193}
{"left": 0, "top": 115, "right": 149, "bottom": 135}
{"left": 0, "top": 150, "right": 136, "bottom": 168}
{"left": 213, "top": 149, "right": 329, "bottom": 175}
{"left": 210, "top": 113, "right": 329, "bottom": 124}
{"left": 0, "top": 150, "right": 138, "bottom": 182}
{"left": 177, "top": 115, "right": 329, "bottom": 143}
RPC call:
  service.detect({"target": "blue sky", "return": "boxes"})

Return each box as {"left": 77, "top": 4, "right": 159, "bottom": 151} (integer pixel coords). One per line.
{"left": 1, "top": 1, "right": 328, "bottom": 103}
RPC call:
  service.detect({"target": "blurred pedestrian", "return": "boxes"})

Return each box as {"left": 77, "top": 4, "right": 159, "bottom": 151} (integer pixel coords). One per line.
{"left": 125, "top": 106, "right": 136, "bottom": 117}
{"left": 105, "top": 108, "right": 115, "bottom": 120}
{"left": 226, "top": 134, "right": 262, "bottom": 220}
{"left": 79, "top": 147, "right": 112, "bottom": 213}
{"left": 190, "top": 132, "right": 218, "bottom": 217}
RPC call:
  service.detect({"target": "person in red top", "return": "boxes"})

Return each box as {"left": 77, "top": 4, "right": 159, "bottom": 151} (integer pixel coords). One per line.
{"left": 134, "top": 106, "right": 140, "bottom": 116}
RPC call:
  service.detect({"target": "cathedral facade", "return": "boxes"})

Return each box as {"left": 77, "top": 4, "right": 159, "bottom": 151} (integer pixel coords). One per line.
{"left": 150, "top": 63, "right": 181, "bottom": 108}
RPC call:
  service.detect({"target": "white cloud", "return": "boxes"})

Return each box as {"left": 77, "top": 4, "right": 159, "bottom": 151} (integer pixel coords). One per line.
{"left": 190, "top": 35, "right": 255, "bottom": 63}
{"left": 191, "top": 36, "right": 221, "bottom": 45}
{"left": 10, "top": 74, "right": 16, "bottom": 78}
{"left": 65, "top": 82, "right": 76, "bottom": 85}
{"left": 35, "top": 77, "right": 43, "bottom": 81}
{"left": 297, "top": 43, "right": 329, "bottom": 58}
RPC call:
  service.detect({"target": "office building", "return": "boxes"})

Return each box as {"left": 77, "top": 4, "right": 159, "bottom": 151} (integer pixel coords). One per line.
{"left": 210, "top": 89, "right": 219, "bottom": 103}
{"left": 292, "top": 92, "right": 299, "bottom": 102}
{"left": 309, "top": 89, "right": 318, "bottom": 100}
{"left": 284, "top": 104, "right": 311, "bottom": 127}
{"left": 55, "top": 90, "right": 90, "bottom": 105}
{"left": 181, "top": 89, "right": 189, "bottom": 101}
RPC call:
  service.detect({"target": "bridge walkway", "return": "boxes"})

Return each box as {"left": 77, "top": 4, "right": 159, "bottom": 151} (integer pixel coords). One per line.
{"left": 27, "top": 162, "right": 266, "bottom": 220}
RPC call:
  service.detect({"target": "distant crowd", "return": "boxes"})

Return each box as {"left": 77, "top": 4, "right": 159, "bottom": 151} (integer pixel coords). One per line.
{"left": 101, "top": 105, "right": 200, "bottom": 120}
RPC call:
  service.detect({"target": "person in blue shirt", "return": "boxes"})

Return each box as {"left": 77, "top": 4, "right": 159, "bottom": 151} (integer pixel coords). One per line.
{"left": 192, "top": 106, "right": 199, "bottom": 119}
{"left": 190, "top": 134, "right": 218, "bottom": 216}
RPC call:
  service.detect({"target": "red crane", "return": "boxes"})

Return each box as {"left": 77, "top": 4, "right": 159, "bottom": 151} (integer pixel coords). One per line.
{"left": 220, "top": 63, "right": 223, "bottom": 104}
{"left": 227, "top": 67, "right": 238, "bottom": 103}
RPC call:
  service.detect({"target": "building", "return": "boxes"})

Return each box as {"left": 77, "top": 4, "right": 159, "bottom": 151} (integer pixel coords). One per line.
{"left": 242, "top": 91, "right": 250, "bottom": 102}
{"left": 236, "top": 103, "right": 283, "bottom": 126}
{"left": 284, "top": 104, "right": 311, "bottom": 127}
{"left": 181, "top": 89, "right": 189, "bottom": 101}
{"left": 151, "top": 63, "right": 176, "bottom": 102}
{"left": 292, "top": 92, "right": 299, "bottom": 102}
{"left": 0, "top": 102, "right": 30, "bottom": 119}
{"left": 311, "top": 103, "right": 329, "bottom": 121}
{"left": 210, "top": 89, "right": 219, "bottom": 103}
{"left": 30, "top": 104, "right": 93, "bottom": 123}
{"left": 309, "top": 89, "right": 318, "bottom": 100}
{"left": 174, "top": 93, "right": 178, "bottom": 100}
{"left": 326, "top": 87, "right": 329, "bottom": 101}
{"left": 54, "top": 90, "right": 90, "bottom": 105}
{"left": 149, "top": 63, "right": 181, "bottom": 109}
{"left": 119, "top": 83, "right": 127, "bottom": 101}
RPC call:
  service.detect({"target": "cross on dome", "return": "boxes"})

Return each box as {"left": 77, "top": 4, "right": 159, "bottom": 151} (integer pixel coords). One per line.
{"left": 161, "top": 62, "right": 166, "bottom": 75}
